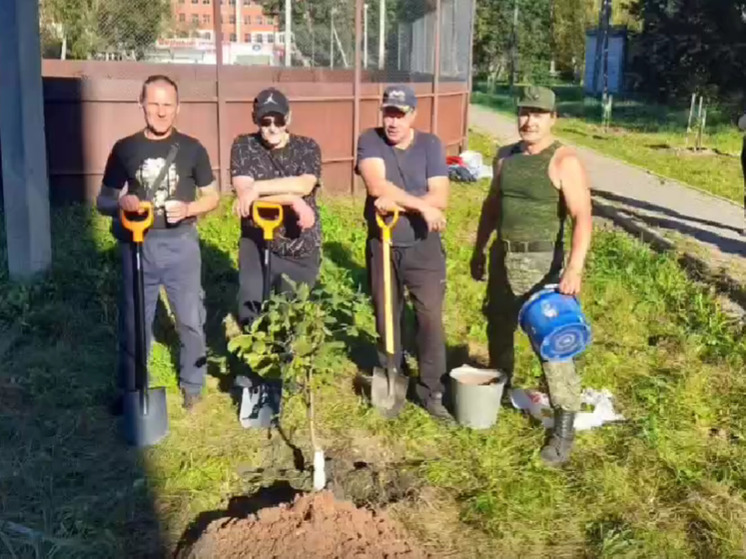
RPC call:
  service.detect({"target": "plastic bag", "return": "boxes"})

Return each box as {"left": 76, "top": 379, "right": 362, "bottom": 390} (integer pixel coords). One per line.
{"left": 459, "top": 150, "right": 493, "bottom": 180}
{"left": 509, "top": 387, "right": 625, "bottom": 431}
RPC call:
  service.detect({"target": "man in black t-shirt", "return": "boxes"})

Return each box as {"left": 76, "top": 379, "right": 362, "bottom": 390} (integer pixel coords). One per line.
{"left": 230, "top": 88, "right": 322, "bottom": 328}
{"left": 97, "top": 74, "right": 219, "bottom": 412}
{"left": 356, "top": 85, "right": 452, "bottom": 421}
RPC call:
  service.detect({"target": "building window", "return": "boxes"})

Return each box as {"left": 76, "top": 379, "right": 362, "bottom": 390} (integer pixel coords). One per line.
{"left": 244, "top": 15, "right": 251, "bottom": 25}
{"left": 203, "top": 14, "right": 210, "bottom": 24}
{"left": 267, "top": 34, "right": 274, "bottom": 43}
{"left": 229, "top": 15, "right": 235, "bottom": 24}
{"left": 255, "top": 33, "right": 263, "bottom": 43}
{"left": 179, "top": 13, "right": 186, "bottom": 22}
{"left": 179, "top": 0, "right": 184, "bottom": 3}
{"left": 257, "top": 16, "right": 263, "bottom": 25}
{"left": 243, "top": 0, "right": 251, "bottom": 5}
{"left": 192, "top": 14, "right": 199, "bottom": 23}
{"left": 203, "top": 0, "right": 210, "bottom": 4}
{"left": 230, "top": 33, "right": 236, "bottom": 41}
{"left": 244, "top": 34, "right": 250, "bottom": 42}
{"left": 229, "top": 0, "right": 236, "bottom": 5}
{"left": 192, "top": 0, "right": 198, "bottom": 4}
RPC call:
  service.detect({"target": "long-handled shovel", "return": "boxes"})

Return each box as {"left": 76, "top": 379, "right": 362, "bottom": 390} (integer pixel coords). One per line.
{"left": 238, "top": 201, "right": 284, "bottom": 429}
{"left": 371, "top": 209, "right": 408, "bottom": 418}
{"left": 120, "top": 202, "right": 169, "bottom": 447}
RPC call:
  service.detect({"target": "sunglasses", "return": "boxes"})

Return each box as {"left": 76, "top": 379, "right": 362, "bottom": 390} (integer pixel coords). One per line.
{"left": 259, "top": 115, "right": 287, "bottom": 128}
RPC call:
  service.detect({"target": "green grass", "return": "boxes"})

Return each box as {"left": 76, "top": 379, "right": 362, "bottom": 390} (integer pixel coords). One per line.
{"left": 472, "top": 85, "right": 745, "bottom": 202}
{"left": 2, "top": 136, "right": 746, "bottom": 557}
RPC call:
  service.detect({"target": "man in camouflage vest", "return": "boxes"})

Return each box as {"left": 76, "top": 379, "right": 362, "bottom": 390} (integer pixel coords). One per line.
{"left": 471, "top": 85, "right": 592, "bottom": 466}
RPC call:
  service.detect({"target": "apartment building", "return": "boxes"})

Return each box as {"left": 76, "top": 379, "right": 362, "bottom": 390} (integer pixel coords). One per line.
{"left": 172, "top": 0, "right": 280, "bottom": 44}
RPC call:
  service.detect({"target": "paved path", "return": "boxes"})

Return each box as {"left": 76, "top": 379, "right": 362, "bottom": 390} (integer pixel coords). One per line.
{"left": 468, "top": 104, "right": 746, "bottom": 267}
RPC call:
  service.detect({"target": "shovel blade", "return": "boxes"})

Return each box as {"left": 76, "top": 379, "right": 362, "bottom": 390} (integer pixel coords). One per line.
{"left": 238, "top": 376, "right": 283, "bottom": 429}
{"left": 122, "top": 387, "right": 169, "bottom": 447}
{"left": 371, "top": 366, "right": 408, "bottom": 418}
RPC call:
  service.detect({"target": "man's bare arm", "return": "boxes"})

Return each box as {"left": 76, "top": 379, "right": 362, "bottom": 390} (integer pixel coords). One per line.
{"left": 187, "top": 182, "right": 220, "bottom": 218}
{"left": 422, "top": 176, "right": 449, "bottom": 211}
{"left": 473, "top": 148, "right": 510, "bottom": 256}
{"left": 233, "top": 175, "right": 316, "bottom": 197}
{"left": 558, "top": 150, "right": 592, "bottom": 275}
{"left": 358, "top": 157, "right": 430, "bottom": 214}
{"left": 96, "top": 185, "right": 125, "bottom": 216}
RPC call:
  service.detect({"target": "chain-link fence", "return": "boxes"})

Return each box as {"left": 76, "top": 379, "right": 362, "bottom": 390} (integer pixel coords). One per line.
{"left": 39, "top": 0, "right": 173, "bottom": 61}
{"left": 39, "top": 0, "right": 472, "bottom": 77}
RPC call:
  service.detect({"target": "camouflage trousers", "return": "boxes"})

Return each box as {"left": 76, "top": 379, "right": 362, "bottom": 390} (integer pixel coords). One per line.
{"left": 484, "top": 243, "right": 582, "bottom": 412}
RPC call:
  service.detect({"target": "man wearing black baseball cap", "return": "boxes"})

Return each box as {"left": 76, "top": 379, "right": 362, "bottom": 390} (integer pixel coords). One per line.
{"left": 230, "top": 87, "right": 323, "bottom": 328}
{"left": 471, "top": 85, "right": 592, "bottom": 466}
{"left": 356, "top": 84, "right": 452, "bottom": 421}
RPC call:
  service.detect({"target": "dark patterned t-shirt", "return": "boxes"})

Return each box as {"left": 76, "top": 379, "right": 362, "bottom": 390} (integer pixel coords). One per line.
{"left": 230, "top": 133, "right": 322, "bottom": 258}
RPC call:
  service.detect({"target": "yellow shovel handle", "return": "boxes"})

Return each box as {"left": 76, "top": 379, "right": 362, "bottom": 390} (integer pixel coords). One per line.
{"left": 376, "top": 209, "right": 399, "bottom": 355}
{"left": 119, "top": 201, "right": 154, "bottom": 243}
{"left": 252, "top": 201, "right": 284, "bottom": 241}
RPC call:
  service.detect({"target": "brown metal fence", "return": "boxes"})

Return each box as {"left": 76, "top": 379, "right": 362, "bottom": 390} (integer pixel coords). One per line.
{"left": 38, "top": 0, "right": 474, "bottom": 202}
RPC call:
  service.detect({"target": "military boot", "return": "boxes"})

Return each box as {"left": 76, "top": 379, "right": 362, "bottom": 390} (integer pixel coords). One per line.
{"left": 540, "top": 408, "right": 575, "bottom": 466}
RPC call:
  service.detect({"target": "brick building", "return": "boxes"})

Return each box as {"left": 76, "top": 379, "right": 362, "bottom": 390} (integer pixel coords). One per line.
{"left": 172, "top": 0, "right": 280, "bottom": 44}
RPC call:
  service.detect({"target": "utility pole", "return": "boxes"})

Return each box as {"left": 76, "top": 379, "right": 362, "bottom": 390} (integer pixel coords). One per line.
{"left": 363, "top": 3, "right": 368, "bottom": 69}
{"left": 601, "top": 0, "right": 612, "bottom": 101}
{"left": 592, "top": 0, "right": 612, "bottom": 96}
{"left": 378, "top": 0, "right": 385, "bottom": 69}
{"left": 509, "top": 0, "right": 519, "bottom": 91}
{"left": 285, "top": 0, "right": 291, "bottom": 66}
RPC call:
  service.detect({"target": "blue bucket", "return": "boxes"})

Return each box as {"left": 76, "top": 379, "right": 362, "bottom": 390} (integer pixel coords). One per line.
{"left": 517, "top": 284, "right": 592, "bottom": 361}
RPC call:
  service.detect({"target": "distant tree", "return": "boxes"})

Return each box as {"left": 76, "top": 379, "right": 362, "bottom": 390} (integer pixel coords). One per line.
{"left": 629, "top": 0, "right": 746, "bottom": 102}
{"left": 40, "top": 0, "right": 171, "bottom": 60}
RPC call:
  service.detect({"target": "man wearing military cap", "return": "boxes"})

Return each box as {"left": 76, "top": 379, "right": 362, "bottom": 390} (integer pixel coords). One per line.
{"left": 470, "top": 85, "right": 592, "bottom": 465}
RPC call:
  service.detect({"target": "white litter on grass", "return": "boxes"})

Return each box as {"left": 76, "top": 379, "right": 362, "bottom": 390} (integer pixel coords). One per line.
{"left": 459, "top": 150, "right": 493, "bottom": 180}
{"left": 509, "top": 387, "right": 625, "bottom": 431}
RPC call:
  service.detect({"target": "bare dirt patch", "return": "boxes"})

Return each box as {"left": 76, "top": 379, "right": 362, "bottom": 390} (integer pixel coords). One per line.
{"left": 178, "top": 490, "right": 432, "bottom": 559}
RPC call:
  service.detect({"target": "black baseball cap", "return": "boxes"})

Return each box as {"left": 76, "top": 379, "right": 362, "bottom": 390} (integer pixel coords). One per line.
{"left": 381, "top": 85, "right": 417, "bottom": 113}
{"left": 253, "top": 88, "right": 290, "bottom": 119}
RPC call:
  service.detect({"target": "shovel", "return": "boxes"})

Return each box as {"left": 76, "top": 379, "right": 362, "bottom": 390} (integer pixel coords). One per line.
{"left": 120, "top": 201, "right": 169, "bottom": 447}
{"left": 371, "top": 208, "right": 409, "bottom": 418}
{"left": 238, "top": 201, "right": 284, "bottom": 429}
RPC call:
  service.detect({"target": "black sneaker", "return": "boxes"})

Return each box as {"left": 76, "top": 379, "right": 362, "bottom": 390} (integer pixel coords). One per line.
{"left": 182, "top": 391, "right": 203, "bottom": 411}
{"left": 424, "top": 392, "right": 456, "bottom": 424}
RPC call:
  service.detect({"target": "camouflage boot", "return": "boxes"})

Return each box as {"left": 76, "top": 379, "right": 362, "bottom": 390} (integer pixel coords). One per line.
{"left": 540, "top": 409, "right": 575, "bottom": 466}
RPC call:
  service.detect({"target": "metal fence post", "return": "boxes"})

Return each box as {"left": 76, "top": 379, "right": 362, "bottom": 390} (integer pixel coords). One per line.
{"left": 462, "top": 0, "right": 476, "bottom": 149}
{"left": 352, "top": 0, "right": 363, "bottom": 194}
{"left": 432, "top": 0, "right": 442, "bottom": 135}
{"left": 213, "top": 0, "right": 228, "bottom": 193}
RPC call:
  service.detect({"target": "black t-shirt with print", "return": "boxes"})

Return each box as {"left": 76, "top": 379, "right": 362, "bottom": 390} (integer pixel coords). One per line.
{"left": 102, "top": 129, "right": 215, "bottom": 230}
{"left": 230, "top": 133, "right": 322, "bottom": 258}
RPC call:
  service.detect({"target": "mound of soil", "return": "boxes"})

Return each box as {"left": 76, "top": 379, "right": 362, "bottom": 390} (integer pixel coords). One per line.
{"left": 181, "top": 490, "right": 430, "bottom": 559}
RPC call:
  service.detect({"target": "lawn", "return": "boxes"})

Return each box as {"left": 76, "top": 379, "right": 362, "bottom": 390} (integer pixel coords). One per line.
{"left": 1, "top": 131, "right": 746, "bottom": 558}
{"left": 472, "top": 84, "right": 745, "bottom": 203}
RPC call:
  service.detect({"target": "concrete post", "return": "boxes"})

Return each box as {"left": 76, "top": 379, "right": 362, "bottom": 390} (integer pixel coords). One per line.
{"left": 0, "top": 0, "right": 51, "bottom": 279}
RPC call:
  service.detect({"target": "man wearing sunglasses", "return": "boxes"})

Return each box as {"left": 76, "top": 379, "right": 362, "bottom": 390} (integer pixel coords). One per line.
{"left": 356, "top": 85, "right": 452, "bottom": 421}
{"left": 230, "top": 87, "right": 322, "bottom": 328}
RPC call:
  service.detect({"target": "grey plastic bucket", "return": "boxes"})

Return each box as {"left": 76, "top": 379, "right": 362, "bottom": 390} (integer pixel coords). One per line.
{"left": 449, "top": 366, "right": 507, "bottom": 429}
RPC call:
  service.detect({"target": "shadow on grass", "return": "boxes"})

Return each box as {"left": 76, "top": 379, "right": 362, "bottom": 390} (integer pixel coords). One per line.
{"left": 0, "top": 206, "right": 167, "bottom": 558}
